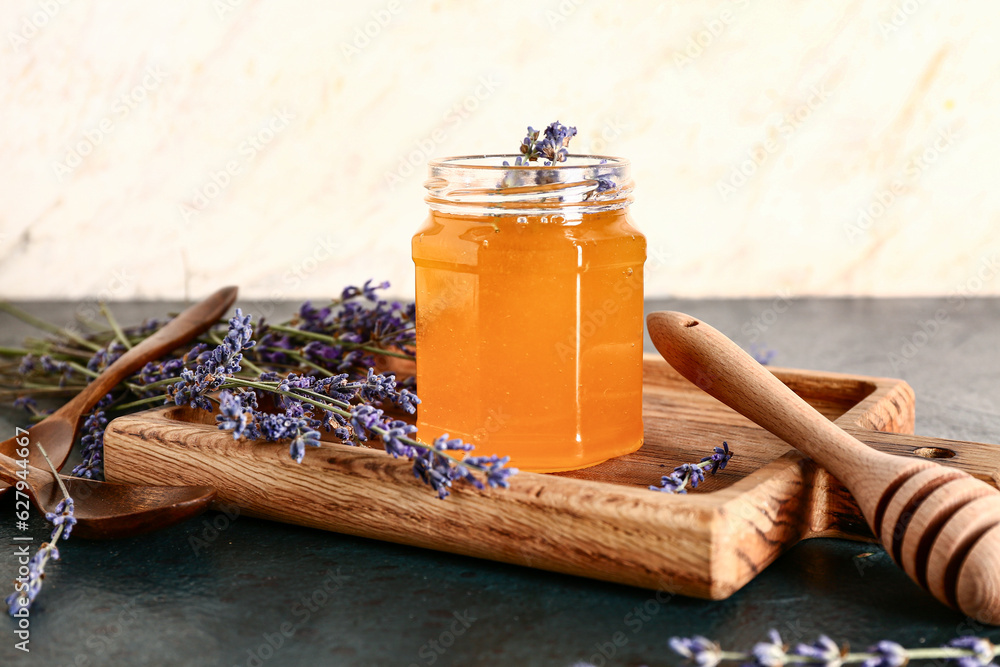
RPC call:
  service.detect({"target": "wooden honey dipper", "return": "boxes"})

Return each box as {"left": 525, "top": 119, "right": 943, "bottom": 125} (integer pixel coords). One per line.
{"left": 646, "top": 310, "right": 1000, "bottom": 623}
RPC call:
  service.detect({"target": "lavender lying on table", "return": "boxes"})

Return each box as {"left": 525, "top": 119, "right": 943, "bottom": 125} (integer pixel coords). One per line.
{"left": 668, "top": 630, "right": 998, "bottom": 667}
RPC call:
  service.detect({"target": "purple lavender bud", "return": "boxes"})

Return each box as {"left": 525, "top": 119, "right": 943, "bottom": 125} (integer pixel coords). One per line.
{"left": 72, "top": 393, "right": 112, "bottom": 479}
{"left": 433, "top": 434, "right": 473, "bottom": 452}
{"left": 12, "top": 396, "right": 37, "bottom": 412}
{"left": 795, "top": 635, "right": 845, "bottom": 667}
{"left": 18, "top": 354, "right": 36, "bottom": 375}
{"left": 594, "top": 177, "right": 616, "bottom": 193}
{"left": 669, "top": 636, "right": 724, "bottom": 667}
{"left": 947, "top": 637, "right": 996, "bottom": 667}
{"left": 751, "top": 630, "right": 787, "bottom": 667}
{"left": 216, "top": 390, "right": 253, "bottom": 439}
{"left": 44, "top": 498, "right": 76, "bottom": 541}
{"left": 862, "top": 641, "right": 908, "bottom": 667}
{"left": 700, "top": 441, "right": 733, "bottom": 475}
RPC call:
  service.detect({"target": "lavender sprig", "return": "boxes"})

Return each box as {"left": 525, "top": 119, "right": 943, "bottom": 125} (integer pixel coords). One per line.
{"left": 6, "top": 441, "right": 75, "bottom": 617}
{"left": 650, "top": 442, "right": 733, "bottom": 493}
{"left": 750, "top": 343, "right": 777, "bottom": 366}
{"left": 71, "top": 392, "right": 113, "bottom": 479}
{"left": 502, "top": 121, "right": 617, "bottom": 194}
{"left": 167, "top": 310, "right": 517, "bottom": 498}
{"left": 1, "top": 281, "right": 417, "bottom": 482}
{"left": 669, "top": 632, "right": 999, "bottom": 667}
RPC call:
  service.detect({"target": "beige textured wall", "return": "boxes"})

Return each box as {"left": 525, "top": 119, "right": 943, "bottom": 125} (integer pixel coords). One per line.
{"left": 1, "top": 0, "right": 998, "bottom": 301}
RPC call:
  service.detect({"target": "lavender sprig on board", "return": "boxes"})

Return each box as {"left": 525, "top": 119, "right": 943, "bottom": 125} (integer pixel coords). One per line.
{"left": 1, "top": 281, "right": 417, "bottom": 483}
{"left": 650, "top": 442, "right": 733, "bottom": 493}
{"left": 169, "top": 310, "right": 517, "bottom": 498}
{"left": 667, "top": 632, "right": 999, "bottom": 667}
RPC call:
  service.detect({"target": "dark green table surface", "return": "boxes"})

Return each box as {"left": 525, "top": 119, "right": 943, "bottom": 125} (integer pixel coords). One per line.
{"left": 2, "top": 298, "right": 999, "bottom": 666}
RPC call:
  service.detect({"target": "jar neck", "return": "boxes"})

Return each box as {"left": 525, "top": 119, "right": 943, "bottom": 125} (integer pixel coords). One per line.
{"left": 424, "top": 155, "right": 633, "bottom": 217}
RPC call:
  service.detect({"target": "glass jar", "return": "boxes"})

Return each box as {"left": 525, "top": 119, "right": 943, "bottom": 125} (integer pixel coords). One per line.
{"left": 412, "top": 155, "right": 645, "bottom": 472}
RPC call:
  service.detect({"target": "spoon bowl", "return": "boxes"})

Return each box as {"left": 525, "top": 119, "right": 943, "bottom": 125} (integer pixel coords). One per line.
{"left": 0, "top": 285, "right": 238, "bottom": 491}
{"left": 0, "top": 286, "right": 236, "bottom": 538}
{"left": 2, "top": 450, "right": 216, "bottom": 540}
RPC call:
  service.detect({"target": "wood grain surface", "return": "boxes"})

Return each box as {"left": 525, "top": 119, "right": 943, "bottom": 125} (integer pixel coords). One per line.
{"left": 103, "top": 354, "right": 1000, "bottom": 600}
{"left": 647, "top": 311, "right": 1000, "bottom": 622}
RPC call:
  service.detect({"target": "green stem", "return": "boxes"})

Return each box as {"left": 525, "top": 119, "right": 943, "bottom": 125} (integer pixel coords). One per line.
{"left": 0, "top": 302, "right": 102, "bottom": 352}
{"left": 266, "top": 324, "right": 412, "bottom": 360}
{"left": 704, "top": 645, "right": 1000, "bottom": 665}
{"left": 47, "top": 345, "right": 96, "bottom": 360}
{"left": 222, "top": 377, "right": 476, "bottom": 472}
{"left": 66, "top": 361, "right": 99, "bottom": 379}
{"left": 11, "top": 382, "right": 88, "bottom": 391}
{"left": 0, "top": 346, "right": 32, "bottom": 357}
{"left": 100, "top": 303, "right": 133, "bottom": 350}
{"left": 35, "top": 440, "right": 72, "bottom": 502}
{"left": 115, "top": 394, "right": 169, "bottom": 410}
{"left": 272, "top": 349, "right": 334, "bottom": 377}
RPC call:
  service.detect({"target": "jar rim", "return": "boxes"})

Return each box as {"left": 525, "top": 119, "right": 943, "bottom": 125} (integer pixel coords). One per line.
{"left": 425, "top": 154, "right": 632, "bottom": 215}
{"left": 428, "top": 154, "right": 629, "bottom": 170}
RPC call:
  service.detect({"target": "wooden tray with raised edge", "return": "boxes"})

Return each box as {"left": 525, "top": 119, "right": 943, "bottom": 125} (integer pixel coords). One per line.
{"left": 102, "top": 354, "right": 1000, "bottom": 600}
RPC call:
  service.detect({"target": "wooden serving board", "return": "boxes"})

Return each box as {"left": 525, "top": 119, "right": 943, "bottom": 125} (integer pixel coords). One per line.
{"left": 103, "top": 354, "right": 1000, "bottom": 600}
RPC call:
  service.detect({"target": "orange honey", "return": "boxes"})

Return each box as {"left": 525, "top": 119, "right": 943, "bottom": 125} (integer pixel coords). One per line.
{"left": 413, "top": 156, "right": 645, "bottom": 472}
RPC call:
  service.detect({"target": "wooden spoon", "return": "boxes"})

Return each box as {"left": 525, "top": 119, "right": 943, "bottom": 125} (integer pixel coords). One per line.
{"left": 0, "top": 449, "right": 215, "bottom": 539}
{"left": 647, "top": 310, "right": 1000, "bottom": 625}
{"left": 0, "top": 285, "right": 238, "bottom": 494}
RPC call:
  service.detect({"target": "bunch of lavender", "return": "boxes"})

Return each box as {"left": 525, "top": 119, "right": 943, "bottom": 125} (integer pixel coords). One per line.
{"left": 255, "top": 280, "right": 416, "bottom": 380}
{"left": 669, "top": 630, "right": 998, "bottom": 667}
{"left": 0, "top": 281, "right": 417, "bottom": 479}
{"left": 650, "top": 442, "right": 733, "bottom": 493}
{"left": 6, "top": 442, "right": 76, "bottom": 616}
{"left": 501, "top": 121, "right": 617, "bottom": 194}
{"left": 162, "top": 309, "right": 516, "bottom": 498}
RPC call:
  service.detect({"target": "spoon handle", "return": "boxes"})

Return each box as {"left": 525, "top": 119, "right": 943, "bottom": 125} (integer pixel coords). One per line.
{"left": 58, "top": 286, "right": 238, "bottom": 419}
{"left": 646, "top": 310, "right": 1000, "bottom": 624}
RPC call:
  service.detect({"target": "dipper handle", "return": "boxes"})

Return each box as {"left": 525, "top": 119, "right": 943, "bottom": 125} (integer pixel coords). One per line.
{"left": 647, "top": 310, "right": 1000, "bottom": 624}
